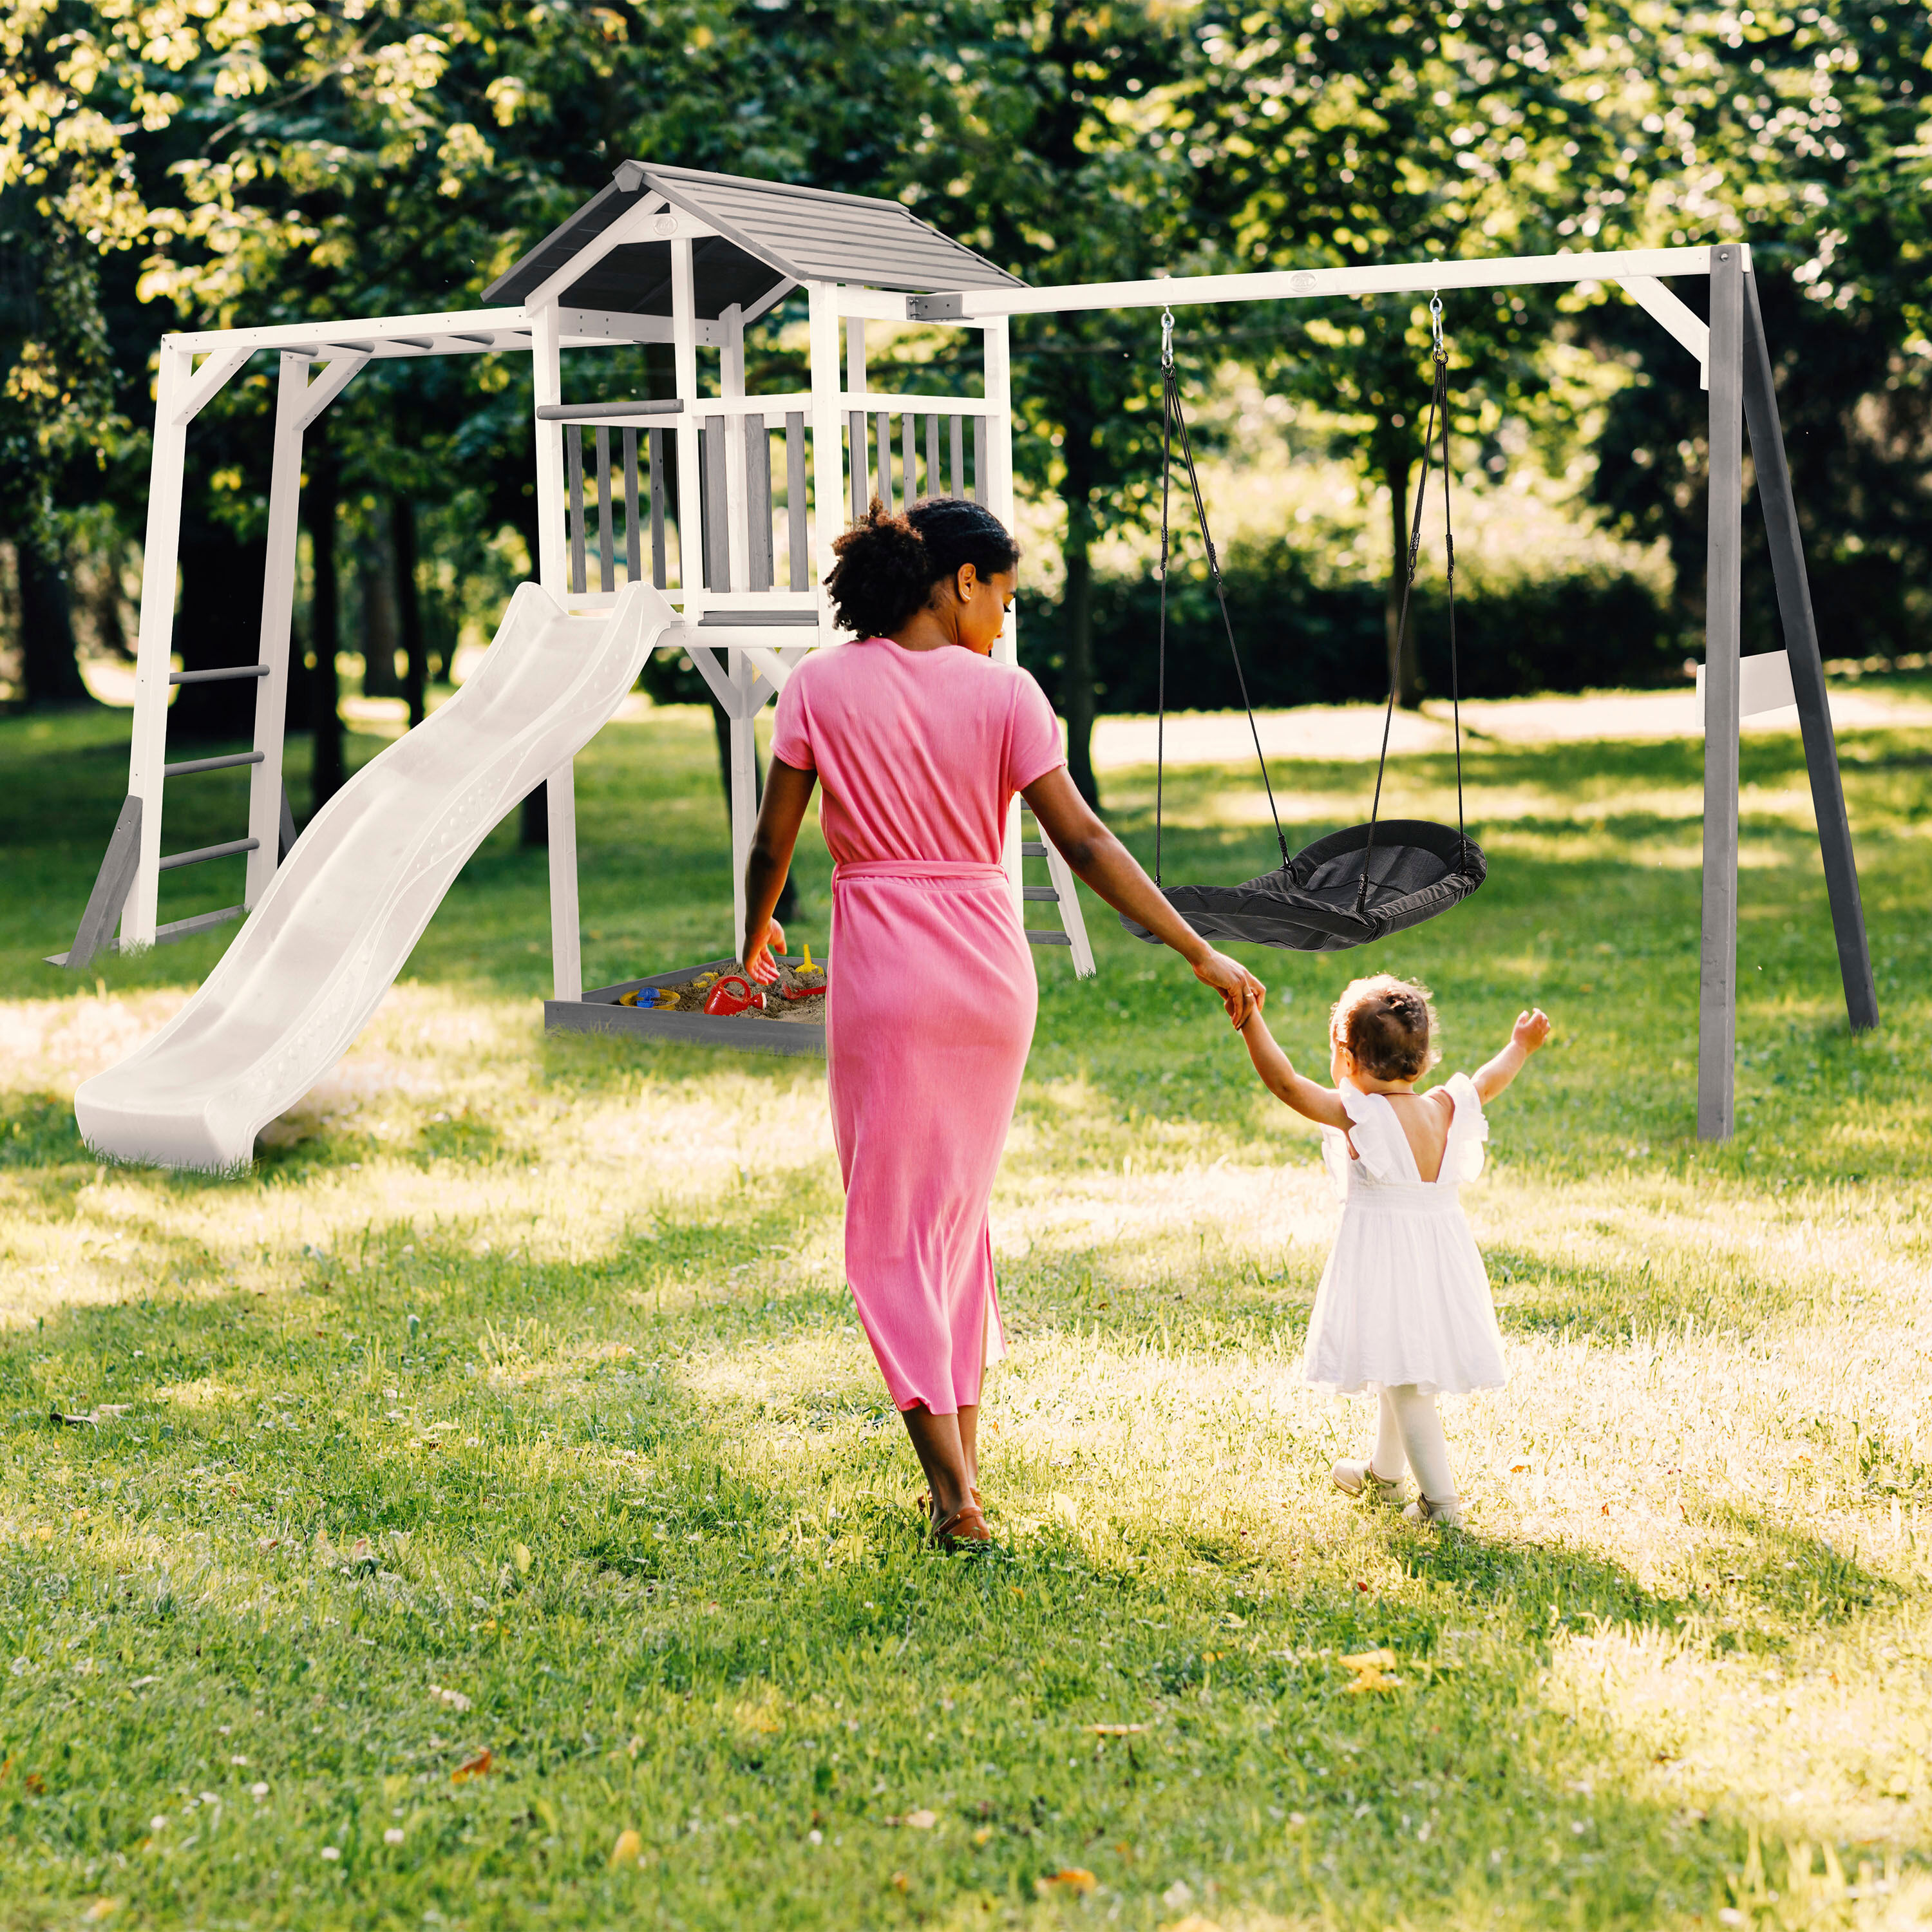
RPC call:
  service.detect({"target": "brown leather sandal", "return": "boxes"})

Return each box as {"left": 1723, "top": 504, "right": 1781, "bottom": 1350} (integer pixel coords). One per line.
{"left": 930, "top": 1500, "right": 992, "bottom": 1548}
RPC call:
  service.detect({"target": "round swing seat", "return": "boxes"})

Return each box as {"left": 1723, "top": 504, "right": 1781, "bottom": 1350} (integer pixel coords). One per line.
{"left": 1121, "top": 819, "right": 1486, "bottom": 953}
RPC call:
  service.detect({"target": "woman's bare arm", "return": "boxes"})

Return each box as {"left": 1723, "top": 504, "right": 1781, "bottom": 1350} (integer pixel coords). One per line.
{"left": 743, "top": 757, "right": 817, "bottom": 982}
{"left": 1472, "top": 1008, "right": 1552, "bottom": 1103}
{"left": 1021, "top": 766, "right": 1264, "bottom": 1027}
{"left": 1237, "top": 1010, "right": 1352, "bottom": 1128}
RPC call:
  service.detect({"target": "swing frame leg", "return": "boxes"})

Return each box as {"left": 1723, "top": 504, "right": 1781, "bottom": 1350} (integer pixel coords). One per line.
{"left": 1698, "top": 246, "right": 1746, "bottom": 1143}
{"left": 1699, "top": 250, "right": 1879, "bottom": 1142}
{"left": 1740, "top": 272, "right": 1878, "bottom": 1035}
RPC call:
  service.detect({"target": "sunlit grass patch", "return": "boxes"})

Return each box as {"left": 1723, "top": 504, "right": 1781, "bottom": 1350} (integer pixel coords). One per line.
{"left": 3, "top": 702, "right": 1932, "bottom": 1926}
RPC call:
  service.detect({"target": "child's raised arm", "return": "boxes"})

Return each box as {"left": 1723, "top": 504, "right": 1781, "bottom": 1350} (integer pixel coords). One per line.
{"left": 1238, "top": 1010, "right": 1352, "bottom": 1129}
{"left": 1472, "top": 1008, "right": 1551, "bottom": 1104}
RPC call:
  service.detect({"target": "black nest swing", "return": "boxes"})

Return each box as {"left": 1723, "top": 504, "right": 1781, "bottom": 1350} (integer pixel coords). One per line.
{"left": 1121, "top": 302, "right": 1485, "bottom": 954}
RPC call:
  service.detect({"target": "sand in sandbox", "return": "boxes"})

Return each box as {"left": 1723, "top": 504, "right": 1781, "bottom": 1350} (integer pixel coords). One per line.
{"left": 661, "top": 957, "right": 827, "bottom": 1023}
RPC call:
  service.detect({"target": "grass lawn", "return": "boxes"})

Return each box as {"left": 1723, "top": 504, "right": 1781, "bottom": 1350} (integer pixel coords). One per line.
{"left": 1, "top": 688, "right": 1931, "bottom": 1930}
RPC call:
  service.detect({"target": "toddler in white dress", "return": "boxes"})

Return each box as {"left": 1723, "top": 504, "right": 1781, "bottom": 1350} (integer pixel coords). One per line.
{"left": 1238, "top": 974, "right": 1550, "bottom": 1526}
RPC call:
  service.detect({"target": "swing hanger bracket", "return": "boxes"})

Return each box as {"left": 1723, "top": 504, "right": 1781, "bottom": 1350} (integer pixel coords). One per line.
{"left": 1160, "top": 305, "right": 1175, "bottom": 372}
{"left": 1430, "top": 292, "right": 1446, "bottom": 365}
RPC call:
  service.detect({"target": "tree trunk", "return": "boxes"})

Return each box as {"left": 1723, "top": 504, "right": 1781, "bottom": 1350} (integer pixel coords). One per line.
{"left": 358, "top": 500, "right": 402, "bottom": 696}
{"left": 308, "top": 433, "right": 345, "bottom": 811}
{"left": 17, "top": 537, "right": 93, "bottom": 707}
{"left": 1060, "top": 513, "right": 1101, "bottom": 808}
{"left": 395, "top": 493, "right": 426, "bottom": 727}
{"left": 1059, "top": 423, "right": 1101, "bottom": 807}
{"left": 1384, "top": 444, "right": 1422, "bottom": 709}
{"left": 171, "top": 514, "right": 268, "bottom": 738}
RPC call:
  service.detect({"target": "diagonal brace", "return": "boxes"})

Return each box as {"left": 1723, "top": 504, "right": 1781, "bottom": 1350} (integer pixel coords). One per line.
{"left": 1740, "top": 274, "right": 1878, "bottom": 1031}
{"left": 51, "top": 795, "right": 142, "bottom": 971}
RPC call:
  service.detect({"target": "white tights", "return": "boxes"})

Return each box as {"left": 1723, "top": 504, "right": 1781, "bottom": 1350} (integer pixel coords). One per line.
{"left": 1369, "top": 1385, "right": 1458, "bottom": 1505}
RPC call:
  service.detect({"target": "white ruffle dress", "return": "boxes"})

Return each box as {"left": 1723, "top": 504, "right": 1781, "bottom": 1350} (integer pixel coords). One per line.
{"left": 1302, "top": 1074, "right": 1506, "bottom": 1397}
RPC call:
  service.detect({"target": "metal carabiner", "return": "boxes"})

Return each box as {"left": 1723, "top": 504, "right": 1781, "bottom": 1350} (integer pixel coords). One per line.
{"left": 1160, "top": 305, "right": 1175, "bottom": 372}
{"left": 1430, "top": 292, "right": 1446, "bottom": 363}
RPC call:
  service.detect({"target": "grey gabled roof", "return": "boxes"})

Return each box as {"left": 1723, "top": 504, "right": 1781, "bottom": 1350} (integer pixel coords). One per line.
{"left": 482, "top": 162, "right": 1023, "bottom": 317}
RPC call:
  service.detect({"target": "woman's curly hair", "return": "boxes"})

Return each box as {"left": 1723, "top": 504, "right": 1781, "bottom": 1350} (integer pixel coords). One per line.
{"left": 824, "top": 496, "right": 1019, "bottom": 639}
{"left": 1330, "top": 974, "right": 1441, "bottom": 1083}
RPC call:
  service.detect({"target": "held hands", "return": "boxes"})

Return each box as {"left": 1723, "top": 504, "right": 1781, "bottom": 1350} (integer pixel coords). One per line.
{"left": 744, "top": 916, "right": 787, "bottom": 985}
{"left": 1513, "top": 1008, "right": 1552, "bottom": 1054}
{"left": 1193, "top": 948, "right": 1265, "bottom": 1029}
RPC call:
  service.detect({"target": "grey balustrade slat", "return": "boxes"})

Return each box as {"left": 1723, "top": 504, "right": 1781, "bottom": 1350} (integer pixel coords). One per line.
{"left": 926, "top": 415, "right": 941, "bottom": 498}
{"left": 746, "top": 414, "right": 774, "bottom": 592}
{"left": 623, "top": 428, "right": 641, "bottom": 581}
{"left": 595, "top": 426, "right": 614, "bottom": 592}
{"left": 649, "top": 429, "right": 667, "bottom": 587}
{"left": 704, "top": 415, "right": 730, "bottom": 591}
{"left": 902, "top": 412, "right": 916, "bottom": 505}
{"left": 785, "top": 413, "right": 808, "bottom": 591}
{"left": 163, "top": 750, "right": 265, "bottom": 778}
{"left": 565, "top": 424, "right": 586, "bottom": 594}
{"left": 876, "top": 411, "right": 893, "bottom": 514}
{"left": 848, "top": 411, "right": 866, "bottom": 519}
{"left": 971, "top": 417, "right": 986, "bottom": 504}
{"left": 949, "top": 416, "right": 965, "bottom": 497}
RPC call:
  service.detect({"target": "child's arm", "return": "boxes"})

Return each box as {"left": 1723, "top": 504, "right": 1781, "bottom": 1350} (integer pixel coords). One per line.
{"left": 1238, "top": 1010, "right": 1352, "bottom": 1129}
{"left": 1472, "top": 1008, "right": 1552, "bottom": 1104}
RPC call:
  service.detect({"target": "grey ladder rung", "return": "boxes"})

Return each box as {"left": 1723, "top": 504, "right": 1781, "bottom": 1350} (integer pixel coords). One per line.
{"left": 1027, "top": 930, "right": 1074, "bottom": 947}
{"left": 1021, "top": 886, "right": 1061, "bottom": 901}
{"left": 158, "top": 837, "right": 260, "bottom": 871}
{"left": 1020, "top": 840, "right": 1048, "bottom": 857}
{"left": 164, "top": 751, "right": 265, "bottom": 777}
{"left": 170, "top": 665, "right": 269, "bottom": 685}
{"left": 536, "top": 398, "right": 684, "bottom": 421}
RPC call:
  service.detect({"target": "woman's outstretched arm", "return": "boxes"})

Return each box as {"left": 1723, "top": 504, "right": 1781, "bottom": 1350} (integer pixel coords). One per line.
{"left": 743, "top": 756, "right": 817, "bottom": 981}
{"left": 1021, "top": 765, "right": 1264, "bottom": 1028}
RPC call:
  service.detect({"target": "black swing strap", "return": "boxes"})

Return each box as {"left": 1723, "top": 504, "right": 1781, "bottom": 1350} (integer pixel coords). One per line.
{"left": 1154, "top": 308, "right": 1291, "bottom": 876}
{"left": 1356, "top": 296, "right": 1468, "bottom": 909}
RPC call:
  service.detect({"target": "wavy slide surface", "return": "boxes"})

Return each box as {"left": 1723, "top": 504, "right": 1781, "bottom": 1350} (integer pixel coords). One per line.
{"left": 77, "top": 581, "right": 677, "bottom": 1170}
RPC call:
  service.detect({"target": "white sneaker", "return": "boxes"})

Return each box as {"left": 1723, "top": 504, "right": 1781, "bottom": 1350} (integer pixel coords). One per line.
{"left": 1332, "top": 1459, "right": 1410, "bottom": 1505}
{"left": 1402, "top": 1495, "right": 1464, "bottom": 1528}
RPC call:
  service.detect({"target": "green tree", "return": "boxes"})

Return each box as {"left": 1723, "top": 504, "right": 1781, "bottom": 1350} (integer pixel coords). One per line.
{"left": 1183, "top": 0, "right": 1656, "bottom": 706}
{"left": 1584, "top": 1, "right": 1932, "bottom": 659}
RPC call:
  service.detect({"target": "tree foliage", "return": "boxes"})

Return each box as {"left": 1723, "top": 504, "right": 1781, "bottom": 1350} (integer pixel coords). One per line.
{"left": 3, "top": 0, "right": 1929, "bottom": 782}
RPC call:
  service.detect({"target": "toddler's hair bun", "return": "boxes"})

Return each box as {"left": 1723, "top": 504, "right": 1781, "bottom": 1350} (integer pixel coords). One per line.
{"left": 824, "top": 495, "right": 1019, "bottom": 639}
{"left": 1331, "top": 974, "right": 1440, "bottom": 1082}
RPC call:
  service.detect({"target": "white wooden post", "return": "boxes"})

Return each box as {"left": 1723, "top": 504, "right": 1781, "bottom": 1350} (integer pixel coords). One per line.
{"left": 244, "top": 352, "right": 309, "bottom": 905}
{"left": 981, "top": 315, "right": 1026, "bottom": 920}
{"left": 123, "top": 340, "right": 194, "bottom": 947}
{"left": 671, "top": 238, "right": 704, "bottom": 608}
{"left": 730, "top": 656, "right": 759, "bottom": 961}
{"left": 530, "top": 299, "right": 583, "bottom": 1001}
{"left": 845, "top": 307, "right": 867, "bottom": 522}
{"left": 806, "top": 281, "right": 844, "bottom": 643}
{"left": 531, "top": 302, "right": 570, "bottom": 591}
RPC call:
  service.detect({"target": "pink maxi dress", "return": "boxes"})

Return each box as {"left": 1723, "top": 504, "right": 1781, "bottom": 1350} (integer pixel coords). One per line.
{"left": 770, "top": 636, "right": 1065, "bottom": 1416}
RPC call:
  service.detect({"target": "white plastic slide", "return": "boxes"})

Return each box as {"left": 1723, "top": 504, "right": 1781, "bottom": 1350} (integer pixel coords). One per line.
{"left": 77, "top": 580, "right": 678, "bottom": 1171}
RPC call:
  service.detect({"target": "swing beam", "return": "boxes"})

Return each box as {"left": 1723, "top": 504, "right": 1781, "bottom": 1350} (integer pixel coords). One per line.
{"left": 910, "top": 241, "right": 1878, "bottom": 1143}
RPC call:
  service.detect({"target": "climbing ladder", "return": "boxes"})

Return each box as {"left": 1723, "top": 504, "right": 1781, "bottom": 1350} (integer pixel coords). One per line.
{"left": 50, "top": 345, "right": 368, "bottom": 972}
{"left": 1019, "top": 806, "right": 1095, "bottom": 976}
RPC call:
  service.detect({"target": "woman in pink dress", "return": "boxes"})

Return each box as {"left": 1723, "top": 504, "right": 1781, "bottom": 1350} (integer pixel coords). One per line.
{"left": 743, "top": 498, "right": 1262, "bottom": 1546}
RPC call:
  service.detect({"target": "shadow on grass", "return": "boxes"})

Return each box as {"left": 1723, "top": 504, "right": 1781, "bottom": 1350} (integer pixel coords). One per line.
{"left": 0, "top": 1242, "right": 1907, "bottom": 1928}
